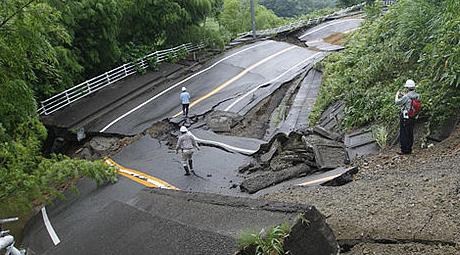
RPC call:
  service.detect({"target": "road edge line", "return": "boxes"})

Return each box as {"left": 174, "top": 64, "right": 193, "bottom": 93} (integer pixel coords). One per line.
{"left": 100, "top": 41, "right": 272, "bottom": 132}
{"left": 41, "top": 207, "right": 61, "bottom": 246}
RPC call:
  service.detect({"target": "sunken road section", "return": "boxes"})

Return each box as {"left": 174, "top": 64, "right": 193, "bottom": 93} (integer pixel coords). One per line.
{"left": 25, "top": 188, "right": 339, "bottom": 255}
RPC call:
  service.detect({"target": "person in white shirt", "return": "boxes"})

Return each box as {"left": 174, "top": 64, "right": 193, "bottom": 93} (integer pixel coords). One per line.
{"left": 175, "top": 126, "right": 200, "bottom": 175}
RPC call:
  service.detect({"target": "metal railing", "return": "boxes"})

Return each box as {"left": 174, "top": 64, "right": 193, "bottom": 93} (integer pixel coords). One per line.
{"left": 235, "top": 3, "right": 365, "bottom": 39}
{"left": 383, "top": 0, "right": 396, "bottom": 5}
{"left": 38, "top": 42, "right": 205, "bottom": 115}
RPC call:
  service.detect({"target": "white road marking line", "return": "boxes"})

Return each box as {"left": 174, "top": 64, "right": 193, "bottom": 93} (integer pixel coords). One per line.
{"left": 297, "top": 173, "right": 342, "bottom": 186}
{"left": 173, "top": 45, "right": 297, "bottom": 118}
{"left": 189, "top": 132, "right": 257, "bottom": 155}
{"left": 100, "top": 41, "right": 273, "bottom": 132}
{"left": 299, "top": 19, "right": 363, "bottom": 39}
{"left": 41, "top": 207, "right": 61, "bottom": 246}
{"left": 224, "top": 52, "right": 323, "bottom": 112}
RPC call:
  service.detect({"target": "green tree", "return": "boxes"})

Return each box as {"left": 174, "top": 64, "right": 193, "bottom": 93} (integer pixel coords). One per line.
{"left": 48, "top": 0, "right": 124, "bottom": 78}
{"left": 0, "top": 0, "right": 116, "bottom": 216}
{"left": 218, "top": 0, "right": 284, "bottom": 35}
{"left": 0, "top": 0, "right": 81, "bottom": 100}
{"left": 260, "top": 0, "right": 337, "bottom": 17}
{"left": 120, "top": 0, "right": 218, "bottom": 47}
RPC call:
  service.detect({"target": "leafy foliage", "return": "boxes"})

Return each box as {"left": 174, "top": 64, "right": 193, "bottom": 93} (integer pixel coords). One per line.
{"left": 218, "top": 0, "right": 285, "bottom": 36}
{"left": 0, "top": 1, "right": 116, "bottom": 216}
{"left": 260, "top": 0, "right": 337, "bottom": 17}
{"left": 238, "top": 223, "right": 291, "bottom": 255}
{"left": 372, "top": 125, "right": 389, "bottom": 149}
{"left": 311, "top": 0, "right": 460, "bottom": 131}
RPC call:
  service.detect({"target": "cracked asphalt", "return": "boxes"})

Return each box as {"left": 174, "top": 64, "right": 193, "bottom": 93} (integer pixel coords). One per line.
{"left": 24, "top": 17, "right": 374, "bottom": 255}
{"left": 93, "top": 40, "right": 318, "bottom": 136}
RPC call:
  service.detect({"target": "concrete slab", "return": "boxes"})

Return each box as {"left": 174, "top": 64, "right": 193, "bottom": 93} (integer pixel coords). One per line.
{"left": 271, "top": 66, "right": 323, "bottom": 136}
{"left": 297, "top": 167, "right": 357, "bottom": 187}
{"left": 240, "top": 165, "right": 311, "bottom": 194}
{"left": 318, "top": 101, "right": 345, "bottom": 131}
{"left": 344, "top": 129, "right": 380, "bottom": 161}
{"left": 313, "top": 143, "right": 346, "bottom": 170}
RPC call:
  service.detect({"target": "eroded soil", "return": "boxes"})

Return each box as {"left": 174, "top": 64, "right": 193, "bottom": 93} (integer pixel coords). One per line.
{"left": 264, "top": 127, "right": 460, "bottom": 254}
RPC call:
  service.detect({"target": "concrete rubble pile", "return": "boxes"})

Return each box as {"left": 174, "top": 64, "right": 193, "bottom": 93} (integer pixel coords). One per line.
{"left": 239, "top": 127, "right": 348, "bottom": 194}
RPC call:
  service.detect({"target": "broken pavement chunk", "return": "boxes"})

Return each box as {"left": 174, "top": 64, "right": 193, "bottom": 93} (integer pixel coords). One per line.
{"left": 313, "top": 125, "right": 342, "bottom": 141}
{"left": 321, "top": 166, "right": 358, "bottom": 186}
{"left": 206, "top": 110, "right": 242, "bottom": 133}
{"left": 313, "top": 143, "right": 346, "bottom": 170}
{"left": 260, "top": 139, "right": 281, "bottom": 163}
{"left": 240, "top": 164, "right": 311, "bottom": 194}
{"left": 344, "top": 129, "right": 379, "bottom": 161}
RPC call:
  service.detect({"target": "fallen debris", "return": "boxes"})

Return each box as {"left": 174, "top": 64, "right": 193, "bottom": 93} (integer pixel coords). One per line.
{"left": 344, "top": 129, "right": 379, "bottom": 161}
{"left": 317, "top": 101, "right": 345, "bottom": 132}
{"left": 240, "top": 165, "right": 311, "bottom": 194}
{"left": 313, "top": 143, "right": 346, "bottom": 170}
{"left": 240, "top": 131, "right": 349, "bottom": 193}
{"left": 321, "top": 166, "right": 358, "bottom": 186}
{"left": 313, "top": 125, "right": 342, "bottom": 141}
{"left": 206, "top": 110, "right": 243, "bottom": 133}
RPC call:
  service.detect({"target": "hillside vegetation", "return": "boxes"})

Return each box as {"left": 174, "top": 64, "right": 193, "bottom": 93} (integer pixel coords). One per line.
{"left": 311, "top": 0, "right": 459, "bottom": 132}
{"left": 259, "top": 0, "right": 336, "bottom": 17}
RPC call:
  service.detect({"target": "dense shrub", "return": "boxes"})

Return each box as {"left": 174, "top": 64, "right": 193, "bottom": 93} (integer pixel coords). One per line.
{"left": 311, "top": 0, "right": 459, "bottom": 131}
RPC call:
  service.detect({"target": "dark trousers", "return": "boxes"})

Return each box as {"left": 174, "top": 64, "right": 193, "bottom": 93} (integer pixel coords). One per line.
{"left": 182, "top": 103, "right": 189, "bottom": 117}
{"left": 399, "top": 115, "right": 415, "bottom": 153}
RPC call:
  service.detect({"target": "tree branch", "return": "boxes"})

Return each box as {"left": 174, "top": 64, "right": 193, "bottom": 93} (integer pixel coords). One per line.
{"left": 0, "top": 0, "right": 37, "bottom": 29}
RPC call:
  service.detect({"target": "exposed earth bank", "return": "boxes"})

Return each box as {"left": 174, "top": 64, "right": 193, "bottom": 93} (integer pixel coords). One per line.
{"left": 263, "top": 127, "right": 460, "bottom": 254}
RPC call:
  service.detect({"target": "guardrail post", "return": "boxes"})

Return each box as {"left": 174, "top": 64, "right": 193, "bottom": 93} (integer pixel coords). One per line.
{"left": 41, "top": 102, "right": 48, "bottom": 115}
{"left": 106, "top": 72, "right": 111, "bottom": 84}
{"left": 65, "top": 91, "right": 71, "bottom": 103}
{"left": 86, "top": 81, "right": 91, "bottom": 93}
{"left": 123, "top": 64, "right": 128, "bottom": 76}
{"left": 140, "top": 59, "right": 145, "bottom": 70}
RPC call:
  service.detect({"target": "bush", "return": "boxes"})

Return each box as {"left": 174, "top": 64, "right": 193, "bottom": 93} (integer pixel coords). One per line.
{"left": 372, "top": 125, "right": 389, "bottom": 149}
{"left": 238, "top": 223, "right": 291, "bottom": 255}
{"left": 0, "top": 80, "right": 117, "bottom": 216}
{"left": 310, "top": 0, "right": 460, "bottom": 132}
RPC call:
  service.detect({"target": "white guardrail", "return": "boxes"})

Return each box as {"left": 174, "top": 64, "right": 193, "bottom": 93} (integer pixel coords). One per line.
{"left": 38, "top": 2, "right": 370, "bottom": 116}
{"left": 38, "top": 42, "right": 205, "bottom": 115}
{"left": 383, "top": 0, "right": 396, "bottom": 5}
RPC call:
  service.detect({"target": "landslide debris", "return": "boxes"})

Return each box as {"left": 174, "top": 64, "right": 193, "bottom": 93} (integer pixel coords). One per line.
{"left": 239, "top": 128, "right": 353, "bottom": 194}
{"left": 263, "top": 126, "right": 460, "bottom": 255}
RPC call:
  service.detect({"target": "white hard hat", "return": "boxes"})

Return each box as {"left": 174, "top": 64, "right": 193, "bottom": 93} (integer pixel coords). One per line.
{"left": 404, "top": 79, "right": 416, "bottom": 88}
{"left": 180, "top": 126, "right": 188, "bottom": 133}
{"left": 182, "top": 87, "right": 187, "bottom": 92}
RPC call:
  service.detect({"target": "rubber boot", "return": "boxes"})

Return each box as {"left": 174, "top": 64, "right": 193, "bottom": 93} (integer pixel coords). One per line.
{"left": 188, "top": 160, "right": 194, "bottom": 174}
{"left": 183, "top": 165, "right": 190, "bottom": 176}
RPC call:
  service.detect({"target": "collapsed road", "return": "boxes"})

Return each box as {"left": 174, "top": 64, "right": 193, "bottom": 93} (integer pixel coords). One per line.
{"left": 26, "top": 15, "right": 366, "bottom": 255}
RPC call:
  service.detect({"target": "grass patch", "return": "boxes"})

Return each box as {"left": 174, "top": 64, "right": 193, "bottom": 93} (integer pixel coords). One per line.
{"left": 238, "top": 223, "right": 291, "bottom": 255}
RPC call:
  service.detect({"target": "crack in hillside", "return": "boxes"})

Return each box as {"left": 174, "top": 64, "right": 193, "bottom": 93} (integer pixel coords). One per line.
{"left": 339, "top": 238, "right": 458, "bottom": 253}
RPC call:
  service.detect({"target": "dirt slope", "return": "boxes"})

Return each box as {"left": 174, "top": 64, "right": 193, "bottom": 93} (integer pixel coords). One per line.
{"left": 264, "top": 127, "right": 460, "bottom": 254}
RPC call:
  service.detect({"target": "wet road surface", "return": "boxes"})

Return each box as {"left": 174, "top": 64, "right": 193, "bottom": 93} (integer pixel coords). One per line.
{"left": 94, "top": 40, "right": 319, "bottom": 135}
{"left": 25, "top": 17, "right": 365, "bottom": 254}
